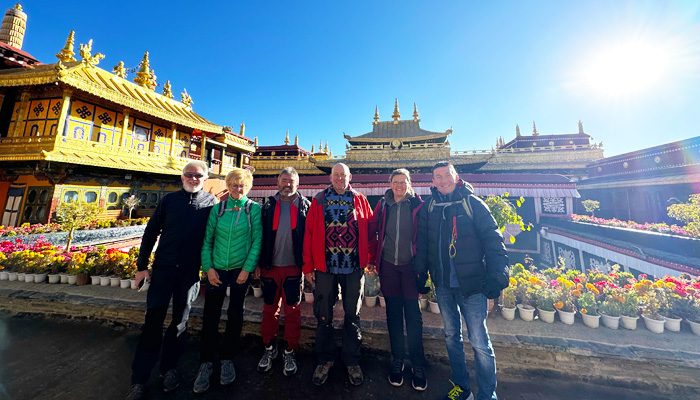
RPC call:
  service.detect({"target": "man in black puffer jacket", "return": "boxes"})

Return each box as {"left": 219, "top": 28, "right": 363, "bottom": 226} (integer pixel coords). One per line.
{"left": 415, "top": 161, "right": 508, "bottom": 400}
{"left": 126, "top": 160, "right": 217, "bottom": 400}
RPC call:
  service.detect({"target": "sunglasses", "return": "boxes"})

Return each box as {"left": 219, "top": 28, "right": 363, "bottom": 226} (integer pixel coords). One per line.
{"left": 183, "top": 172, "right": 204, "bottom": 179}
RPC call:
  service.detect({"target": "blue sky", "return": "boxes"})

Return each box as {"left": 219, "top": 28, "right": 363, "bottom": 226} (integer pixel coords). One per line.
{"left": 17, "top": 0, "right": 700, "bottom": 157}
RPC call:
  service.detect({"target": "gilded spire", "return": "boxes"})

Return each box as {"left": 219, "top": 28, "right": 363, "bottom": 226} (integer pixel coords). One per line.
{"left": 149, "top": 68, "right": 157, "bottom": 91}
{"left": 254, "top": 136, "right": 258, "bottom": 147}
{"left": 392, "top": 99, "right": 401, "bottom": 123}
{"left": 319, "top": 140, "right": 322, "bottom": 152}
{"left": 413, "top": 103, "right": 420, "bottom": 122}
{"left": 578, "top": 120, "right": 584, "bottom": 134}
{"left": 294, "top": 135, "right": 299, "bottom": 146}
{"left": 0, "top": 4, "right": 27, "bottom": 50}
{"left": 329, "top": 146, "right": 332, "bottom": 157}
{"left": 373, "top": 106, "right": 379, "bottom": 125}
{"left": 532, "top": 121, "right": 539, "bottom": 136}
{"left": 516, "top": 124, "right": 521, "bottom": 137}
{"left": 133, "top": 52, "right": 151, "bottom": 87}
{"left": 162, "top": 80, "right": 173, "bottom": 98}
{"left": 79, "top": 39, "right": 105, "bottom": 67}
{"left": 56, "top": 31, "right": 76, "bottom": 63}
{"left": 181, "top": 88, "right": 193, "bottom": 107}
{"left": 113, "top": 61, "right": 127, "bottom": 78}
{"left": 240, "top": 123, "right": 245, "bottom": 136}
{"left": 311, "top": 144, "right": 315, "bottom": 152}
{"left": 324, "top": 141, "right": 329, "bottom": 153}
{"left": 284, "top": 130, "right": 290, "bottom": 145}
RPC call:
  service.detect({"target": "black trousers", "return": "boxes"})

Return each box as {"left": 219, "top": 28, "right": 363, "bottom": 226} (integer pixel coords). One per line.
{"left": 131, "top": 265, "right": 199, "bottom": 385}
{"left": 199, "top": 268, "right": 249, "bottom": 362}
{"left": 313, "top": 269, "right": 364, "bottom": 366}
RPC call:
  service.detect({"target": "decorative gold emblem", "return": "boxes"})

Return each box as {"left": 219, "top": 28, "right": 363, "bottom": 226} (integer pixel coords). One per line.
{"left": 113, "top": 61, "right": 127, "bottom": 78}
{"left": 162, "top": 80, "right": 173, "bottom": 98}
{"left": 181, "top": 89, "right": 193, "bottom": 107}
{"left": 79, "top": 39, "right": 105, "bottom": 67}
{"left": 56, "top": 30, "right": 76, "bottom": 63}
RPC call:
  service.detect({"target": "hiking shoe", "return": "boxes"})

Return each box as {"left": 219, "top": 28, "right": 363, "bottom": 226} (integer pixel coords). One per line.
{"left": 283, "top": 349, "right": 298, "bottom": 376}
{"left": 411, "top": 366, "right": 427, "bottom": 391}
{"left": 444, "top": 380, "right": 473, "bottom": 400}
{"left": 347, "top": 365, "right": 364, "bottom": 386}
{"left": 388, "top": 359, "right": 404, "bottom": 386}
{"left": 161, "top": 369, "right": 179, "bottom": 393}
{"left": 193, "top": 362, "right": 213, "bottom": 394}
{"left": 125, "top": 384, "right": 145, "bottom": 400}
{"left": 312, "top": 361, "right": 334, "bottom": 386}
{"left": 257, "top": 344, "right": 279, "bottom": 372}
{"left": 220, "top": 359, "right": 236, "bottom": 386}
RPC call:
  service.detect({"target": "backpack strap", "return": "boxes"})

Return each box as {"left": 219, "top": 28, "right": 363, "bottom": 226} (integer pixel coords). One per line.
{"left": 428, "top": 196, "right": 473, "bottom": 221}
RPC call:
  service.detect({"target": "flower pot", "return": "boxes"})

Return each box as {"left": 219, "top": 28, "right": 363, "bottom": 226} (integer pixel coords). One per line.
{"left": 67, "top": 275, "right": 78, "bottom": 285}
{"left": 600, "top": 313, "right": 620, "bottom": 330}
{"left": 110, "top": 277, "right": 120, "bottom": 287}
{"left": 90, "top": 275, "right": 101, "bottom": 285}
{"left": 641, "top": 314, "right": 665, "bottom": 334}
{"left": 120, "top": 279, "right": 131, "bottom": 289}
{"left": 419, "top": 298, "right": 428, "bottom": 310}
{"left": 305, "top": 292, "right": 314, "bottom": 304}
{"left": 429, "top": 300, "right": 440, "bottom": 314}
{"left": 688, "top": 319, "right": 700, "bottom": 336}
{"left": 253, "top": 286, "right": 263, "bottom": 298}
{"left": 24, "top": 273, "right": 35, "bottom": 283}
{"left": 581, "top": 313, "right": 600, "bottom": 328}
{"left": 364, "top": 295, "right": 377, "bottom": 307}
{"left": 379, "top": 296, "right": 386, "bottom": 308}
{"left": 0, "top": 271, "right": 9, "bottom": 281}
{"left": 517, "top": 304, "right": 535, "bottom": 322}
{"left": 664, "top": 316, "right": 682, "bottom": 332}
{"left": 537, "top": 308, "right": 556, "bottom": 324}
{"left": 17, "top": 272, "right": 26, "bottom": 282}
{"left": 76, "top": 273, "right": 89, "bottom": 286}
{"left": 100, "top": 276, "right": 110, "bottom": 286}
{"left": 500, "top": 306, "right": 516, "bottom": 321}
{"left": 130, "top": 279, "right": 138, "bottom": 290}
{"left": 620, "top": 315, "right": 639, "bottom": 330}
{"left": 557, "top": 309, "right": 575, "bottom": 325}
{"left": 48, "top": 274, "right": 61, "bottom": 284}
{"left": 8, "top": 272, "right": 17, "bottom": 281}
{"left": 60, "top": 273, "right": 69, "bottom": 284}
{"left": 34, "top": 273, "right": 47, "bottom": 283}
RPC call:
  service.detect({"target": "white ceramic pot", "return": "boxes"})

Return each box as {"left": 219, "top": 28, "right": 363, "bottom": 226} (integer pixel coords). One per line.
{"left": 581, "top": 313, "right": 600, "bottom": 328}
{"left": 34, "top": 273, "right": 47, "bottom": 283}
{"left": 429, "top": 300, "right": 440, "bottom": 314}
{"left": 90, "top": 276, "right": 101, "bottom": 285}
{"left": 0, "top": 271, "right": 9, "bottom": 280}
{"left": 109, "top": 277, "right": 120, "bottom": 287}
{"left": 67, "top": 275, "right": 77, "bottom": 285}
{"left": 641, "top": 314, "right": 665, "bottom": 334}
{"left": 537, "top": 308, "right": 556, "bottom": 324}
{"left": 517, "top": 304, "right": 536, "bottom": 322}
{"left": 304, "top": 292, "right": 314, "bottom": 304}
{"left": 8, "top": 272, "right": 17, "bottom": 281}
{"left": 378, "top": 296, "right": 386, "bottom": 308}
{"left": 620, "top": 315, "right": 639, "bottom": 330}
{"left": 600, "top": 313, "right": 620, "bottom": 330}
{"left": 130, "top": 279, "right": 138, "bottom": 290}
{"left": 664, "top": 316, "right": 682, "bottom": 332}
{"left": 24, "top": 273, "right": 35, "bottom": 283}
{"left": 688, "top": 319, "right": 700, "bottom": 336}
{"left": 557, "top": 309, "right": 575, "bottom": 325}
{"left": 120, "top": 279, "right": 131, "bottom": 289}
{"left": 100, "top": 276, "right": 110, "bottom": 286}
{"left": 60, "top": 273, "right": 69, "bottom": 284}
{"left": 419, "top": 298, "right": 428, "bottom": 310}
{"left": 48, "top": 274, "right": 61, "bottom": 284}
{"left": 17, "top": 273, "right": 26, "bottom": 282}
{"left": 253, "top": 286, "right": 263, "bottom": 298}
{"left": 500, "top": 306, "right": 516, "bottom": 321}
{"left": 364, "top": 295, "right": 377, "bottom": 307}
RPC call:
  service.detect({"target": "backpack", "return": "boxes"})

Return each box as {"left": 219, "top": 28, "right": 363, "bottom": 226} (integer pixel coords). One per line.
{"left": 427, "top": 195, "right": 473, "bottom": 220}
{"left": 216, "top": 198, "right": 254, "bottom": 229}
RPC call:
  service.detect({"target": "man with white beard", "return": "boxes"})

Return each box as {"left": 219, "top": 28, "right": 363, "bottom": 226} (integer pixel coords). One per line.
{"left": 126, "top": 161, "right": 217, "bottom": 400}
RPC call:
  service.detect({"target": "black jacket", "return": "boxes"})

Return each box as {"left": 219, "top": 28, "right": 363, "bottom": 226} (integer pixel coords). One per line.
{"left": 259, "top": 194, "right": 311, "bottom": 270}
{"left": 414, "top": 180, "right": 509, "bottom": 299}
{"left": 136, "top": 189, "right": 217, "bottom": 271}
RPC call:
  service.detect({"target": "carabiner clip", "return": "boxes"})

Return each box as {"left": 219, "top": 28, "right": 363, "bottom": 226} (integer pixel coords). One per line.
{"left": 449, "top": 238, "right": 457, "bottom": 258}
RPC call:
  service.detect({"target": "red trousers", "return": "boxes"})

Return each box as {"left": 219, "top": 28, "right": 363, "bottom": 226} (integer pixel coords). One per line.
{"left": 260, "top": 266, "right": 302, "bottom": 350}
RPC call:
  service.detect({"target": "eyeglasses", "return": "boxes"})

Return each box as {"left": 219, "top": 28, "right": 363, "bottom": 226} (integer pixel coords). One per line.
{"left": 183, "top": 172, "right": 204, "bottom": 179}
{"left": 391, "top": 181, "right": 408, "bottom": 186}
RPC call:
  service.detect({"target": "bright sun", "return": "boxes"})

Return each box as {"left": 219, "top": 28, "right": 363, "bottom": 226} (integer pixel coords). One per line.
{"left": 582, "top": 41, "right": 669, "bottom": 97}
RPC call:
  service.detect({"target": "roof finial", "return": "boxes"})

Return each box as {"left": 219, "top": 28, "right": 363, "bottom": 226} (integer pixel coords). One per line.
{"left": 311, "top": 144, "right": 315, "bottom": 152}
{"left": 413, "top": 103, "right": 420, "bottom": 122}
{"left": 79, "top": 39, "right": 105, "bottom": 68}
{"left": 373, "top": 105, "right": 379, "bottom": 125}
{"left": 240, "top": 123, "right": 245, "bottom": 136}
{"left": 162, "top": 80, "right": 173, "bottom": 98}
{"left": 324, "top": 141, "right": 329, "bottom": 153}
{"left": 180, "top": 88, "right": 193, "bottom": 108}
{"left": 56, "top": 30, "right": 76, "bottom": 62}
{"left": 578, "top": 120, "right": 584, "bottom": 134}
{"left": 532, "top": 121, "right": 539, "bottom": 136}
{"left": 284, "top": 130, "right": 290, "bottom": 145}
{"left": 392, "top": 98, "right": 401, "bottom": 124}
{"left": 329, "top": 146, "right": 332, "bottom": 157}
{"left": 516, "top": 124, "right": 521, "bottom": 137}
{"left": 149, "top": 68, "right": 157, "bottom": 91}
{"left": 134, "top": 51, "right": 151, "bottom": 87}
{"left": 319, "top": 140, "right": 322, "bottom": 152}
{"left": 254, "top": 136, "right": 258, "bottom": 147}
{"left": 294, "top": 135, "right": 299, "bottom": 146}
{"left": 113, "top": 61, "right": 127, "bottom": 78}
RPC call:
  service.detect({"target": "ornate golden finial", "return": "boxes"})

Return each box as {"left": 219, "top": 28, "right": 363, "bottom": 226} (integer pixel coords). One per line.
{"left": 413, "top": 103, "right": 420, "bottom": 122}
{"left": 373, "top": 105, "right": 379, "bottom": 125}
{"left": 324, "top": 141, "right": 329, "bottom": 153}
{"left": 240, "top": 123, "right": 245, "bottom": 136}
{"left": 294, "top": 135, "right": 299, "bottom": 146}
{"left": 162, "top": 80, "right": 173, "bottom": 98}
{"left": 284, "top": 130, "right": 290, "bottom": 145}
{"left": 254, "top": 136, "right": 258, "bottom": 147}
{"left": 54, "top": 60, "right": 68, "bottom": 77}
{"left": 112, "top": 61, "right": 127, "bottom": 78}
{"left": 392, "top": 98, "right": 401, "bottom": 123}
{"left": 578, "top": 120, "right": 584, "bottom": 134}
{"left": 329, "top": 146, "right": 332, "bottom": 157}
{"left": 79, "top": 39, "right": 105, "bottom": 67}
{"left": 13, "top": 4, "right": 21, "bottom": 11}
{"left": 181, "top": 88, "right": 193, "bottom": 107}
{"left": 149, "top": 68, "right": 157, "bottom": 91}
{"left": 311, "top": 144, "right": 315, "bottom": 152}
{"left": 56, "top": 31, "right": 76, "bottom": 62}
{"left": 532, "top": 121, "right": 539, "bottom": 136}
{"left": 516, "top": 124, "right": 521, "bottom": 137}
{"left": 319, "top": 140, "right": 322, "bottom": 152}
{"left": 134, "top": 52, "right": 151, "bottom": 87}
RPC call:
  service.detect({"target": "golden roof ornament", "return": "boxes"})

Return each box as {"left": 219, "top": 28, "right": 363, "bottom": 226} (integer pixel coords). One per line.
{"left": 578, "top": 120, "right": 584, "bottom": 134}
{"left": 181, "top": 88, "right": 193, "bottom": 107}
{"left": 54, "top": 60, "right": 67, "bottom": 77}
{"left": 311, "top": 144, "right": 315, "bottom": 152}
{"left": 284, "top": 130, "right": 290, "bottom": 145}
{"left": 79, "top": 39, "right": 105, "bottom": 68}
{"left": 413, "top": 103, "right": 420, "bottom": 122}
{"left": 392, "top": 98, "right": 401, "bottom": 124}
{"left": 113, "top": 61, "right": 127, "bottom": 78}
{"left": 319, "top": 140, "right": 322, "bottom": 152}
{"left": 329, "top": 146, "right": 332, "bottom": 157}
{"left": 56, "top": 30, "right": 76, "bottom": 63}
{"left": 240, "top": 123, "right": 245, "bottom": 136}
{"left": 149, "top": 68, "right": 157, "bottom": 91}
{"left": 162, "top": 80, "right": 173, "bottom": 98}
{"left": 294, "top": 135, "right": 299, "bottom": 146}
{"left": 516, "top": 124, "right": 521, "bottom": 137}
{"left": 133, "top": 51, "right": 151, "bottom": 88}
{"left": 254, "top": 136, "right": 258, "bottom": 147}
{"left": 532, "top": 121, "right": 539, "bottom": 136}
{"left": 373, "top": 106, "right": 379, "bottom": 125}
{"left": 324, "top": 141, "right": 329, "bottom": 153}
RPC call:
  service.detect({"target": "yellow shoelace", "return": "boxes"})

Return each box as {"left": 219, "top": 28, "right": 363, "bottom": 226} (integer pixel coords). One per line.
{"left": 447, "top": 383, "right": 464, "bottom": 399}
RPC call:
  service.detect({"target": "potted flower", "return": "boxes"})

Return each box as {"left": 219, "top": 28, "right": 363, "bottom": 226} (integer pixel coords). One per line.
{"left": 636, "top": 279, "right": 667, "bottom": 333}
{"left": 598, "top": 286, "right": 625, "bottom": 329}
{"left": 251, "top": 277, "right": 263, "bottom": 298}
{"left": 363, "top": 267, "right": 380, "bottom": 307}
{"left": 427, "top": 275, "right": 440, "bottom": 314}
{"left": 578, "top": 288, "right": 600, "bottom": 328}
{"left": 619, "top": 287, "right": 640, "bottom": 330}
{"left": 534, "top": 283, "right": 557, "bottom": 323}
{"left": 685, "top": 295, "right": 700, "bottom": 336}
{"left": 553, "top": 277, "right": 577, "bottom": 325}
{"left": 500, "top": 279, "right": 517, "bottom": 320}
{"left": 0, "top": 253, "right": 7, "bottom": 281}
{"left": 514, "top": 274, "right": 536, "bottom": 322}
{"left": 120, "top": 261, "right": 136, "bottom": 289}
{"left": 47, "top": 254, "right": 68, "bottom": 284}
{"left": 303, "top": 281, "right": 314, "bottom": 303}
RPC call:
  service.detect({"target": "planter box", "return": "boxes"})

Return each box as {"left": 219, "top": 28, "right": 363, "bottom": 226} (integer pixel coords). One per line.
{"left": 4, "top": 225, "right": 147, "bottom": 248}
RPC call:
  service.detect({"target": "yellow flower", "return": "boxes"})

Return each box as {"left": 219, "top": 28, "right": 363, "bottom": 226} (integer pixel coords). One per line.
{"left": 564, "top": 280, "right": 574, "bottom": 289}
{"left": 509, "top": 277, "right": 517, "bottom": 286}
{"left": 529, "top": 276, "right": 539, "bottom": 285}
{"left": 581, "top": 308, "right": 588, "bottom": 314}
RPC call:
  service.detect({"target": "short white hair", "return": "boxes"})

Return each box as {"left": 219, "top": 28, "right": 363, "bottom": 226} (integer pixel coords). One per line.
{"left": 183, "top": 160, "right": 208, "bottom": 176}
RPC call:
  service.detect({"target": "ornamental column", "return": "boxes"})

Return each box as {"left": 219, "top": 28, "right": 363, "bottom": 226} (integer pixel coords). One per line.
{"left": 12, "top": 90, "right": 30, "bottom": 137}
{"left": 53, "top": 89, "right": 72, "bottom": 140}
{"left": 169, "top": 124, "right": 177, "bottom": 156}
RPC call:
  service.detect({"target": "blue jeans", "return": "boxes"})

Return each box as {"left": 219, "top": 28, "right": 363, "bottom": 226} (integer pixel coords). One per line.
{"left": 435, "top": 287, "right": 497, "bottom": 400}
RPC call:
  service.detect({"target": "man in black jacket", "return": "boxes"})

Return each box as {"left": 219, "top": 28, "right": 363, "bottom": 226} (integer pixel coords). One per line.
{"left": 126, "top": 160, "right": 217, "bottom": 400}
{"left": 256, "top": 167, "right": 310, "bottom": 376}
{"left": 415, "top": 162, "right": 509, "bottom": 400}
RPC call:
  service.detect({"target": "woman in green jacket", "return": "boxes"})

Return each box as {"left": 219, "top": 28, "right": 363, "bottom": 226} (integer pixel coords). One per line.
{"left": 193, "top": 168, "right": 262, "bottom": 394}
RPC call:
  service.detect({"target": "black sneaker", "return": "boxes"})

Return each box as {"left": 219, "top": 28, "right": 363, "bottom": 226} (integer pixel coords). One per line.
{"left": 125, "top": 384, "right": 145, "bottom": 400}
{"left": 257, "top": 344, "right": 279, "bottom": 372}
{"left": 411, "top": 366, "right": 427, "bottom": 391}
{"left": 312, "top": 361, "right": 334, "bottom": 386}
{"left": 283, "top": 349, "right": 298, "bottom": 376}
{"left": 193, "top": 362, "right": 213, "bottom": 394}
{"left": 161, "top": 369, "right": 179, "bottom": 393}
{"left": 444, "top": 380, "right": 473, "bottom": 400}
{"left": 347, "top": 365, "right": 364, "bottom": 386}
{"left": 220, "top": 359, "right": 236, "bottom": 385}
{"left": 388, "top": 359, "right": 404, "bottom": 386}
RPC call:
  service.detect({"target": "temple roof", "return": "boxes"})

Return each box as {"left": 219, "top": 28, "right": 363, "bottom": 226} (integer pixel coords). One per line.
{"left": 0, "top": 41, "right": 41, "bottom": 68}
{"left": 346, "top": 120, "right": 451, "bottom": 143}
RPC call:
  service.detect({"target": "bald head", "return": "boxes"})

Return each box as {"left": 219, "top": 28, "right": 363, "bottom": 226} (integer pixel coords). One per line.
{"left": 330, "top": 163, "right": 351, "bottom": 194}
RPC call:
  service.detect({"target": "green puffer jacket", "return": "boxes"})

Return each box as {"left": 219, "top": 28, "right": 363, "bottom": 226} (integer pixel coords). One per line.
{"left": 201, "top": 196, "right": 262, "bottom": 273}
